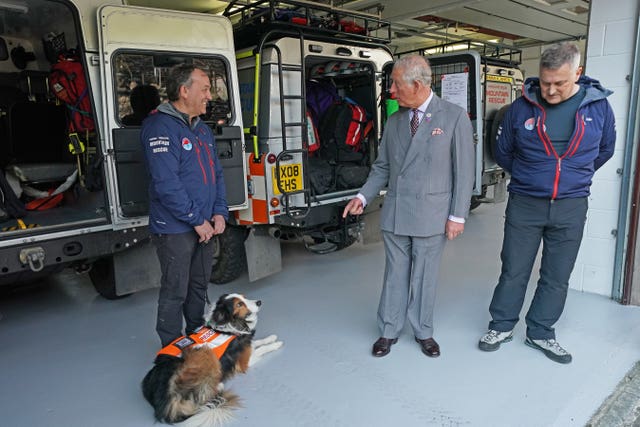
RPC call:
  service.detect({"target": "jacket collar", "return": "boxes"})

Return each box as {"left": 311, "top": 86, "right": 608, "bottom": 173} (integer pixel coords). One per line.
{"left": 523, "top": 75, "right": 612, "bottom": 107}
{"left": 157, "top": 102, "right": 202, "bottom": 130}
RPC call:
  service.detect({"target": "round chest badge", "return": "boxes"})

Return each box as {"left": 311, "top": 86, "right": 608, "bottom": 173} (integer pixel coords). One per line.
{"left": 182, "top": 137, "right": 193, "bottom": 151}
{"left": 524, "top": 118, "right": 535, "bottom": 131}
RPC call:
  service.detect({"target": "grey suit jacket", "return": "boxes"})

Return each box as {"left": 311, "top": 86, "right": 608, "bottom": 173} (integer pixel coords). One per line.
{"left": 360, "top": 95, "right": 475, "bottom": 237}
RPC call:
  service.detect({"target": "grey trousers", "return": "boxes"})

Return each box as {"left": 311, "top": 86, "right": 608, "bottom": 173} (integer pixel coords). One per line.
{"left": 378, "top": 231, "right": 447, "bottom": 340}
{"left": 488, "top": 193, "right": 588, "bottom": 340}
{"left": 153, "top": 231, "right": 215, "bottom": 347}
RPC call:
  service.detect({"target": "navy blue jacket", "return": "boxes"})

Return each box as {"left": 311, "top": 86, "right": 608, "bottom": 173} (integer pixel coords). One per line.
{"left": 495, "top": 75, "right": 616, "bottom": 199}
{"left": 141, "top": 103, "right": 228, "bottom": 234}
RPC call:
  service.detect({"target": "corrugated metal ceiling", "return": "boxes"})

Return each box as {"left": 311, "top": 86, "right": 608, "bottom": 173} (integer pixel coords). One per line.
{"left": 127, "top": 0, "right": 590, "bottom": 54}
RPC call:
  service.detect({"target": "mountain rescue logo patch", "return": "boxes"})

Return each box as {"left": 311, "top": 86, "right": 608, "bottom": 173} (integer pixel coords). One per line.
{"left": 182, "top": 137, "right": 193, "bottom": 151}
{"left": 524, "top": 118, "right": 535, "bottom": 131}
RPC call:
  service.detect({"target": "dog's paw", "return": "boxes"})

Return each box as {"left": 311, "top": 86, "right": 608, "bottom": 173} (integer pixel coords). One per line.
{"left": 273, "top": 340, "right": 284, "bottom": 350}
{"left": 263, "top": 334, "right": 278, "bottom": 344}
{"left": 253, "top": 334, "right": 279, "bottom": 348}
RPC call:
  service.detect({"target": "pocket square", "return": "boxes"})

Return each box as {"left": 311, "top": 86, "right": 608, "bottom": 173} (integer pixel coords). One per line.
{"left": 431, "top": 128, "right": 444, "bottom": 135}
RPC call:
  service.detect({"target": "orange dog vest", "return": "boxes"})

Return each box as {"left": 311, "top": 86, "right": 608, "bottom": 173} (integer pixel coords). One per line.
{"left": 157, "top": 327, "right": 236, "bottom": 359}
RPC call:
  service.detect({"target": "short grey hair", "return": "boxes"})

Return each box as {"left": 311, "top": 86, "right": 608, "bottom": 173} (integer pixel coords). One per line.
{"left": 166, "top": 63, "right": 197, "bottom": 102}
{"left": 540, "top": 41, "right": 581, "bottom": 72}
{"left": 394, "top": 54, "right": 432, "bottom": 87}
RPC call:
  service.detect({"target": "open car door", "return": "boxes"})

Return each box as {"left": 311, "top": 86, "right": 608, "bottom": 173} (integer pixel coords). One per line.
{"left": 97, "top": 5, "right": 247, "bottom": 226}
{"left": 427, "top": 51, "right": 484, "bottom": 196}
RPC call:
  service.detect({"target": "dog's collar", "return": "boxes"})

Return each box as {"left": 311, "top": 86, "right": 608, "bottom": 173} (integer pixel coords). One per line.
{"left": 210, "top": 322, "right": 253, "bottom": 336}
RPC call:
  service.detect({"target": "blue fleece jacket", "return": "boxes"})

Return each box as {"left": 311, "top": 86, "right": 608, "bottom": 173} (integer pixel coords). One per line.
{"left": 495, "top": 75, "right": 616, "bottom": 199}
{"left": 141, "top": 103, "right": 228, "bottom": 234}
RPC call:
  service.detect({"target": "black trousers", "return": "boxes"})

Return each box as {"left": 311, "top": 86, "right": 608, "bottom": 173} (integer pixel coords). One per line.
{"left": 153, "top": 231, "right": 215, "bottom": 347}
{"left": 488, "top": 193, "right": 588, "bottom": 340}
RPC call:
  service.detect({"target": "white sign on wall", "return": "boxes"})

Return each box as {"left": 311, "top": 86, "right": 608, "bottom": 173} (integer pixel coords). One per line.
{"left": 441, "top": 72, "right": 468, "bottom": 111}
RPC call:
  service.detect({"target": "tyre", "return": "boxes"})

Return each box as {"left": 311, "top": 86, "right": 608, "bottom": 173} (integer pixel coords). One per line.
{"left": 210, "top": 225, "right": 247, "bottom": 285}
{"left": 89, "top": 256, "right": 129, "bottom": 300}
{"left": 489, "top": 104, "right": 511, "bottom": 161}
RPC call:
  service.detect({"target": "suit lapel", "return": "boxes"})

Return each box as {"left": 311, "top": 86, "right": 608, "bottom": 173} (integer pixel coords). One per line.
{"left": 396, "top": 109, "right": 412, "bottom": 159}
{"left": 401, "top": 96, "right": 441, "bottom": 173}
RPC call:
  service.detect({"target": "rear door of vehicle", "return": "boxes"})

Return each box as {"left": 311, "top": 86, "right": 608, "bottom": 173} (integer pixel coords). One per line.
{"left": 427, "top": 51, "right": 483, "bottom": 196}
{"left": 97, "top": 5, "right": 247, "bottom": 227}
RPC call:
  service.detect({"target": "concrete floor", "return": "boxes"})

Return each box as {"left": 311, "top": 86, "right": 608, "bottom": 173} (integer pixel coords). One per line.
{"left": 2, "top": 200, "right": 640, "bottom": 427}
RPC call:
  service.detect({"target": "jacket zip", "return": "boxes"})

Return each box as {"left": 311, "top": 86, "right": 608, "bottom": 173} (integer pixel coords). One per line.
{"left": 199, "top": 137, "right": 216, "bottom": 184}
{"left": 194, "top": 143, "right": 208, "bottom": 184}
{"left": 530, "top": 101, "right": 586, "bottom": 200}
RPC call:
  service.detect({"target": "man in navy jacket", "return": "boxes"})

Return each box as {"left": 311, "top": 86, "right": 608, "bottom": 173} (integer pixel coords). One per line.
{"left": 141, "top": 64, "right": 228, "bottom": 347}
{"left": 478, "top": 42, "right": 616, "bottom": 363}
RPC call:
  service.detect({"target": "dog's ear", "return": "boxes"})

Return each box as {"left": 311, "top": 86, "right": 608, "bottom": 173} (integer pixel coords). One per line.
{"left": 216, "top": 294, "right": 229, "bottom": 305}
{"left": 212, "top": 303, "right": 231, "bottom": 324}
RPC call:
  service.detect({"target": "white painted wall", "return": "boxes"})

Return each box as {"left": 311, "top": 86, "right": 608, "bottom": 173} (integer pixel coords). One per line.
{"left": 573, "top": 0, "right": 638, "bottom": 295}
{"left": 519, "top": 41, "right": 587, "bottom": 79}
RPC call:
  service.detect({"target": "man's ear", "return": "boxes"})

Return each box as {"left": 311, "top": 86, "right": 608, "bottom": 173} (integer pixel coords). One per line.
{"left": 575, "top": 66, "right": 583, "bottom": 81}
{"left": 179, "top": 84, "right": 189, "bottom": 100}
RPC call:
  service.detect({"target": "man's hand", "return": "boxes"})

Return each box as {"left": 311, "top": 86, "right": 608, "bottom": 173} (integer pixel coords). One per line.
{"left": 211, "top": 214, "right": 226, "bottom": 235}
{"left": 342, "top": 198, "right": 364, "bottom": 218}
{"left": 445, "top": 220, "right": 464, "bottom": 240}
{"left": 194, "top": 220, "right": 215, "bottom": 243}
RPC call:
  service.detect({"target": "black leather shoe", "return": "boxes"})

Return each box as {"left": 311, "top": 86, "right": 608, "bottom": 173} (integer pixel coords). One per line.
{"left": 415, "top": 337, "right": 440, "bottom": 358}
{"left": 372, "top": 337, "right": 398, "bottom": 357}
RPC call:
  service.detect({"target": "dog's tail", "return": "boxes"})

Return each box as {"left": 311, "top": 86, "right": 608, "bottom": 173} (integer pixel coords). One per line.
{"left": 175, "top": 391, "right": 241, "bottom": 427}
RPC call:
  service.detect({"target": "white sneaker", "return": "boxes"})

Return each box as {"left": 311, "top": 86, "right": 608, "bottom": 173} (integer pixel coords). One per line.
{"left": 525, "top": 337, "right": 572, "bottom": 364}
{"left": 478, "top": 329, "right": 513, "bottom": 352}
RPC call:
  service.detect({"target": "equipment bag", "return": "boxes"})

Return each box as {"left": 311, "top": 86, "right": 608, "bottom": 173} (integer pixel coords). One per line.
{"left": 307, "top": 157, "right": 335, "bottom": 195}
{"left": 318, "top": 99, "right": 373, "bottom": 164}
{"left": 306, "top": 79, "right": 339, "bottom": 126}
{"left": 50, "top": 51, "right": 95, "bottom": 133}
{"left": 335, "top": 164, "right": 370, "bottom": 190}
{"left": 306, "top": 111, "right": 320, "bottom": 153}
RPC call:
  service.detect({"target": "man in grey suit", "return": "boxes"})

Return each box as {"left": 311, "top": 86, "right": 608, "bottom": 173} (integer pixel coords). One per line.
{"left": 343, "top": 55, "right": 475, "bottom": 358}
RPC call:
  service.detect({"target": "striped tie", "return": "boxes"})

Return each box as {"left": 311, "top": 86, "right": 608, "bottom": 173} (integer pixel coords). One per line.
{"left": 410, "top": 109, "right": 420, "bottom": 136}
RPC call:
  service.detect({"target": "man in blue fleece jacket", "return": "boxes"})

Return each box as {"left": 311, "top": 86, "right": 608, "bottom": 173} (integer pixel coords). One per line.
{"left": 478, "top": 42, "right": 616, "bottom": 364}
{"left": 141, "top": 64, "right": 228, "bottom": 347}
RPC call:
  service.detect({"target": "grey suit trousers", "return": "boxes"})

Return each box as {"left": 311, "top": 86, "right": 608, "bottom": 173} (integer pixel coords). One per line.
{"left": 378, "top": 230, "right": 447, "bottom": 339}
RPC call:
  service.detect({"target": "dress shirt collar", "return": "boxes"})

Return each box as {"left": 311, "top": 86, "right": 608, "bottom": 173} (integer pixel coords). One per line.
{"left": 413, "top": 91, "right": 434, "bottom": 120}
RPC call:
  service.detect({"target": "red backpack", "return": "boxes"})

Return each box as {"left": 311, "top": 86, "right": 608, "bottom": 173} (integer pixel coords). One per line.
{"left": 49, "top": 52, "right": 95, "bottom": 133}
{"left": 318, "top": 99, "right": 373, "bottom": 161}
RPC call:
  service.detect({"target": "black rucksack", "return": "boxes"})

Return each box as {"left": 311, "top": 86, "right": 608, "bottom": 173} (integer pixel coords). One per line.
{"left": 318, "top": 100, "right": 372, "bottom": 164}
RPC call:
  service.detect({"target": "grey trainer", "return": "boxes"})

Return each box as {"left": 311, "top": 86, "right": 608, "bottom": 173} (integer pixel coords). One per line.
{"left": 525, "top": 337, "right": 572, "bottom": 364}
{"left": 478, "top": 329, "right": 513, "bottom": 351}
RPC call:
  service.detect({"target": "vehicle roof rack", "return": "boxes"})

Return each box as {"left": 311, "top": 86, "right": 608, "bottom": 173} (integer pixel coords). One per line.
{"left": 398, "top": 40, "right": 522, "bottom": 67}
{"left": 223, "top": 0, "right": 392, "bottom": 49}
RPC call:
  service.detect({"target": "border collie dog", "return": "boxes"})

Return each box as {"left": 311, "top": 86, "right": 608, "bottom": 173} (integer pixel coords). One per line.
{"left": 142, "top": 293, "right": 283, "bottom": 426}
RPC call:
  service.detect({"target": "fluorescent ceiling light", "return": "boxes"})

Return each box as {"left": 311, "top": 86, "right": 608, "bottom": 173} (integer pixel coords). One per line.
{"left": 532, "top": 0, "right": 568, "bottom": 5}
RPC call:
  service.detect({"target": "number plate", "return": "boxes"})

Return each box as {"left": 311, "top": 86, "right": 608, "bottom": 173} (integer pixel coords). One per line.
{"left": 272, "top": 163, "right": 303, "bottom": 195}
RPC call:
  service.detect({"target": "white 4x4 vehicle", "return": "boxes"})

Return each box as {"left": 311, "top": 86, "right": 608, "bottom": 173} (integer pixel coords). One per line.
{"left": 0, "top": 0, "right": 247, "bottom": 298}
